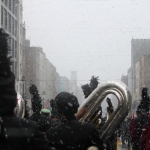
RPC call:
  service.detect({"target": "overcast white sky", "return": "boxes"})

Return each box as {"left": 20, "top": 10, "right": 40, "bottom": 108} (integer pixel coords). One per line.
{"left": 23, "top": 0, "right": 150, "bottom": 86}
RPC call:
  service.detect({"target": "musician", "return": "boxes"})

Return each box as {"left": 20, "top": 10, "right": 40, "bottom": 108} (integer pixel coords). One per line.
{"left": 130, "top": 87, "right": 149, "bottom": 150}
{"left": 50, "top": 99, "right": 62, "bottom": 128}
{"left": 146, "top": 114, "right": 150, "bottom": 150}
{"left": 46, "top": 92, "right": 104, "bottom": 150}
{"left": 29, "top": 84, "right": 53, "bottom": 133}
{"left": 0, "top": 28, "right": 52, "bottom": 150}
{"left": 120, "top": 120, "right": 126, "bottom": 147}
{"left": 104, "top": 97, "right": 117, "bottom": 150}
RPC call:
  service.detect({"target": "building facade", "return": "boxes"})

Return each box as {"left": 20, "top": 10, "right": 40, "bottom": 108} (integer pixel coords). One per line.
{"left": 121, "top": 74, "right": 128, "bottom": 86}
{"left": 75, "top": 86, "right": 84, "bottom": 104}
{"left": 24, "top": 40, "right": 56, "bottom": 101}
{"left": 127, "top": 67, "right": 133, "bottom": 96}
{"left": 0, "top": 0, "right": 24, "bottom": 94}
{"left": 49, "top": 62, "right": 57, "bottom": 99}
{"left": 69, "top": 71, "right": 77, "bottom": 94}
{"left": 131, "top": 39, "right": 150, "bottom": 100}
{"left": 61, "top": 76, "right": 69, "bottom": 92}
{"left": 56, "top": 72, "right": 62, "bottom": 94}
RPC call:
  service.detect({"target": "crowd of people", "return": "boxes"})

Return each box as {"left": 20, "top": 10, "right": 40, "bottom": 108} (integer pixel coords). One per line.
{"left": 1, "top": 27, "right": 150, "bottom": 150}
{"left": 0, "top": 28, "right": 105, "bottom": 150}
{"left": 118, "top": 87, "right": 150, "bottom": 150}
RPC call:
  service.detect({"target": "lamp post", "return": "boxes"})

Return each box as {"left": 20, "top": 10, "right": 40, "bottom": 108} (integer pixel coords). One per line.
{"left": 21, "top": 76, "right": 25, "bottom": 99}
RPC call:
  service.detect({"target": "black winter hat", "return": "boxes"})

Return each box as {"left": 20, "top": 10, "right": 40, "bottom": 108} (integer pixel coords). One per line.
{"left": 55, "top": 92, "right": 79, "bottom": 116}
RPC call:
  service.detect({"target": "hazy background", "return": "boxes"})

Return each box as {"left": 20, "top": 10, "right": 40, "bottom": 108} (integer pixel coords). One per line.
{"left": 23, "top": 0, "right": 150, "bottom": 86}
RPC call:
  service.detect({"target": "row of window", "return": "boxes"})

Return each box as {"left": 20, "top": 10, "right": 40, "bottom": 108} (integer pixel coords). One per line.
{"left": 8, "top": 38, "right": 17, "bottom": 57}
{"left": 8, "top": 37, "right": 17, "bottom": 74}
{"left": 1, "top": 6, "right": 17, "bottom": 37}
{"left": 1, "top": 0, "right": 17, "bottom": 16}
{"left": 10, "top": 61, "right": 17, "bottom": 75}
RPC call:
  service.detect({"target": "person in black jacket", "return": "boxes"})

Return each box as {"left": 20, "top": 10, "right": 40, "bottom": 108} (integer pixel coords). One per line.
{"left": 0, "top": 28, "right": 53, "bottom": 150}
{"left": 50, "top": 99, "right": 62, "bottom": 128}
{"left": 46, "top": 92, "right": 104, "bottom": 150}
{"left": 29, "top": 84, "right": 53, "bottom": 133}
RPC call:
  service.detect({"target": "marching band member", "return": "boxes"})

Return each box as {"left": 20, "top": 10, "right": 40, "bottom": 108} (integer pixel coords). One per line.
{"left": 46, "top": 92, "right": 104, "bottom": 150}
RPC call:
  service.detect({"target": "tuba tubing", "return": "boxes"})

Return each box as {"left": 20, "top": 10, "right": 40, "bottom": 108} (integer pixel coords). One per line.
{"left": 76, "top": 81, "right": 132, "bottom": 141}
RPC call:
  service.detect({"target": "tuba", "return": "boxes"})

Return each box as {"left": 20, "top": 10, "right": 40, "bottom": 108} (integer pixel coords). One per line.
{"left": 76, "top": 81, "right": 132, "bottom": 141}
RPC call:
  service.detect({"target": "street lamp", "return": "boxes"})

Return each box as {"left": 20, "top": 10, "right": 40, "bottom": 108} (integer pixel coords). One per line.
{"left": 21, "top": 76, "right": 25, "bottom": 99}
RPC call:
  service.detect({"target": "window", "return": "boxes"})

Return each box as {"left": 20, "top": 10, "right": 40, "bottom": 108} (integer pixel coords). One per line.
{"left": 4, "top": 9, "right": 7, "bottom": 30}
{"left": 14, "top": 0, "right": 17, "bottom": 16}
{"left": 8, "top": 13, "right": 11, "bottom": 33}
{"left": 15, "top": 40, "right": 17, "bottom": 58}
{"left": 20, "top": 44, "right": 22, "bottom": 56}
{"left": 1, "top": 6, "right": 3, "bottom": 26}
{"left": 15, "top": 62, "right": 17, "bottom": 76}
{"left": 8, "top": 0, "right": 11, "bottom": 11}
{"left": 4, "top": 0, "right": 7, "bottom": 6}
{"left": 12, "top": 38, "right": 14, "bottom": 57}
{"left": 8, "top": 38, "right": 11, "bottom": 55}
{"left": 12, "top": 17, "right": 14, "bottom": 35}
{"left": 14, "top": 20, "right": 17, "bottom": 37}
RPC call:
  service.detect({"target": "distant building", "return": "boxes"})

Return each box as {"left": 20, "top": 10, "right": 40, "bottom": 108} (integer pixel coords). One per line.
{"left": 24, "top": 40, "right": 57, "bottom": 100}
{"left": 131, "top": 39, "right": 150, "bottom": 65}
{"left": 56, "top": 72, "right": 62, "bottom": 94}
{"left": 131, "top": 39, "right": 150, "bottom": 100}
{"left": 61, "top": 76, "right": 69, "bottom": 92}
{"left": 49, "top": 61, "right": 57, "bottom": 99}
{"left": 121, "top": 74, "right": 128, "bottom": 86}
{"left": 134, "top": 61, "right": 140, "bottom": 99}
{"left": 70, "top": 71, "right": 77, "bottom": 94}
{"left": 75, "top": 86, "right": 84, "bottom": 104}
{"left": 69, "top": 71, "right": 84, "bottom": 104}
{"left": 127, "top": 67, "right": 133, "bottom": 95}
{"left": 134, "top": 54, "right": 150, "bottom": 99}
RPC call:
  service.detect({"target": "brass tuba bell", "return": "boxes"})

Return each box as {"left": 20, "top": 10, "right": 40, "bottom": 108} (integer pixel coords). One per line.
{"left": 76, "top": 81, "right": 132, "bottom": 141}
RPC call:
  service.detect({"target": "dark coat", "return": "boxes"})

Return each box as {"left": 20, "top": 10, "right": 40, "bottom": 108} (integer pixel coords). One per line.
{"left": 30, "top": 113, "right": 52, "bottom": 133}
{"left": 0, "top": 115, "right": 52, "bottom": 150}
{"left": 130, "top": 114, "right": 148, "bottom": 150}
{"left": 46, "top": 118, "right": 104, "bottom": 150}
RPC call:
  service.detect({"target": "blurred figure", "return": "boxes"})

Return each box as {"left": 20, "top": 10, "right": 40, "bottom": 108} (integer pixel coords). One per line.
{"left": 50, "top": 99, "right": 62, "bottom": 127}
{"left": 126, "top": 117, "right": 131, "bottom": 150}
{"left": 120, "top": 119, "right": 127, "bottom": 148}
{"left": 29, "top": 84, "right": 53, "bottom": 133}
{"left": 131, "top": 87, "right": 149, "bottom": 150}
{"left": 140, "top": 109, "right": 148, "bottom": 150}
{"left": 103, "top": 98, "right": 117, "bottom": 150}
{"left": 146, "top": 114, "right": 150, "bottom": 150}
{"left": 46, "top": 92, "right": 104, "bottom": 150}
{"left": 130, "top": 110, "right": 141, "bottom": 150}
